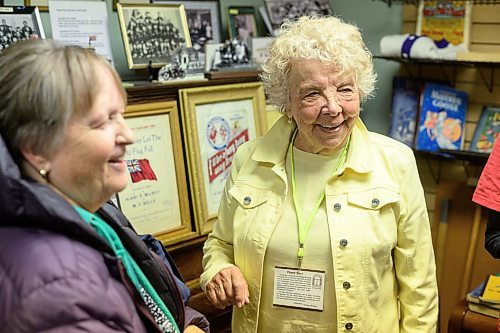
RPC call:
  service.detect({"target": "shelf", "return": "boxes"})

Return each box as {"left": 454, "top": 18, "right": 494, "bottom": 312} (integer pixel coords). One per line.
{"left": 414, "top": 149, "right": 489, "bottom": 164}
{"left": 374, "top": 55, "right": 500, "bottom": 92}
{"left": 373, "top": 0, "right": 500, "bottom": 5}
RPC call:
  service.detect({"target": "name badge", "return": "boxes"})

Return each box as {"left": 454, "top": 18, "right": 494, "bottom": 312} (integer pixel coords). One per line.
{"left": 272, "top": 266, "right": 326, "bottom": 311}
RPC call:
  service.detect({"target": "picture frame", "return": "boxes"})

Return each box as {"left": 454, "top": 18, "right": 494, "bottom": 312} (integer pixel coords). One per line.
{"left": 179, "top": 82, "right": 267, "bottom": 234}
{"left": 0, "top": 6, "right": 45, "bottom": 53}
{"left": 416, "top": 0, "right": 472, "bottom": 48}
{"left": 469, "top": 106, "right": 500, "bottom": 153}
{"left": 227, "top": 6, "right": 258, "bottom": 44}
{"left": 264, "top": 0, "right": 333, "bottom": 31}
{"left": 117, "top": 3, "right": 191, "bottom": 69}
{"left": 114, "top": 0, "right": 151, "bottom": 11}
{"left": 118, "top": 101, "right": 196, "bottom": 245}
{"left": 24, "top": 0, "right": 49, "bottom": 11}
{"left": 250, "top": 36, "right": 273, "bottom": 65}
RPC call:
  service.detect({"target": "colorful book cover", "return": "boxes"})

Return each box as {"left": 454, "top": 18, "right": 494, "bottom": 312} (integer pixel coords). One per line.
{"left": 469, "top": 106, "right": 500, "bottom": 153}
{"left": 388, "top": 77, "right": 422, "bottom": 147}
{"left": 415, "top": 83, "right": 468, "bottom": 152}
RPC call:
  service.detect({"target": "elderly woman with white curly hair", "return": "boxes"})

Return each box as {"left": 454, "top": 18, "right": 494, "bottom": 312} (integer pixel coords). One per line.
{"left": 200, "top": 16, "right": 438, "bottom": 333}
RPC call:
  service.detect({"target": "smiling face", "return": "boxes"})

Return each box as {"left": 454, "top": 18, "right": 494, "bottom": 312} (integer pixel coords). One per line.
{"left": 46, "top": 64, "right": 134, "bottom": 212}
{"left": 286, "top": 59, "right": 361, "bottom": 155}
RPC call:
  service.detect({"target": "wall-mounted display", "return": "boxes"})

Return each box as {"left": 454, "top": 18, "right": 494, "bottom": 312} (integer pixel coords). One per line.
{"left": 118, "top": 101, "right": 195, "bottom": 245}
{"left": 263, "top": 0, "right": 333, "bottom": 31}
{"left": 179, "top": 82, "right": 267, "bottom": 234}
{"left": 117, "top": 3, "right": 191, "bottom": 69}
{"left": 0, "top": 6, "right": 45, "bottom": 53}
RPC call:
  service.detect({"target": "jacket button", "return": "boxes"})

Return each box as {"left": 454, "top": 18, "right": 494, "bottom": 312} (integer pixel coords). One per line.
{"left": 333, "top": 203, "right": 341, "bottom": 211}
{"left": 345, "top": 322, "right": 353, "bottom": 330}
{"left": 371, "top": 198, "right": 380, "bottom": 208}
{"left": 343, "top": 281, "right": 351, "bottom": 289}
{"left": 243, "top": 197, "right": 252, "bottom": 205}
{"left": 339, "top": 239, "right": 348, "bottom": 247}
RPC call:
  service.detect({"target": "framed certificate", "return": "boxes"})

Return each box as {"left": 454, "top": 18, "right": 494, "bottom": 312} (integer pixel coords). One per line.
{"left": 118, "top": 101, "right": 195, "bottom": 245}
{"left": 179, "top": 82, "right": 267, "bottom": 234}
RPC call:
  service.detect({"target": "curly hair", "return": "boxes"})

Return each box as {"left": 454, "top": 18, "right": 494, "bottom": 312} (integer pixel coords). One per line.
{"left": 260, "top": 16, "right": 376, "bottom": 111}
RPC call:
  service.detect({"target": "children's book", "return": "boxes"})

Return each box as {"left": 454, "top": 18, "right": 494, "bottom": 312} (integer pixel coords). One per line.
{"left": 388, "top": 77, "right": 422, "bottom": 147}
{"left": 469, "top": 106, "right": 500, "bottom": 153}
{"left": 415, "top": 83, "right": 468, "bottom": 152}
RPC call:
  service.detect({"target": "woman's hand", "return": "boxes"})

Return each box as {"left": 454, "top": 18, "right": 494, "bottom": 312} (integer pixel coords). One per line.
{"left": 183, "top": 325, "right": 205, "bottom": 333}
{"left": 206, "top": 266, "right": 250, "bottom": 309}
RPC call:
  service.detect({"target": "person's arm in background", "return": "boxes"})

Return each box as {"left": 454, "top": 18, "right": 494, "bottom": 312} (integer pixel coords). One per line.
{"left": 395, "top": 152, "right": 439, "bottom": 333}
{"left": 485, "top": 209, "right": 500, "bottom": 259}
{"left": 472, "top": 138, "right": 500, "bottom": 259}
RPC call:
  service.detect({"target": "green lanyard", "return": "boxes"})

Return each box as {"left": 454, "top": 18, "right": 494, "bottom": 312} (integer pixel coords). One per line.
{"left": 290, "top": 129, "right": 350, "bottom": 268}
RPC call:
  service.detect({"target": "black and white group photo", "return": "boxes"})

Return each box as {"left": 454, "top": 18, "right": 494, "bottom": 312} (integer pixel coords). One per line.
{"left": 264, "top": 0, "right": 333, "bottom": 30}
{"left": 0, "top": 15, "right": 40, "bottom": 53}
{"left": 120, "top": 6, "right": 190, "bottom": 68}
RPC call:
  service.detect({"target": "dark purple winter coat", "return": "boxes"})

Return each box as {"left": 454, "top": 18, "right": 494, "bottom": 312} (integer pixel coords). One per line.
{"left": 0, "top": 133, "right": 209, "bottom": 333}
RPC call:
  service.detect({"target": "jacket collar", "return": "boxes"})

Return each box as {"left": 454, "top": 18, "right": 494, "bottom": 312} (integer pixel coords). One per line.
{"left": 252, "top": 115, "right": 374, "bottom": 174}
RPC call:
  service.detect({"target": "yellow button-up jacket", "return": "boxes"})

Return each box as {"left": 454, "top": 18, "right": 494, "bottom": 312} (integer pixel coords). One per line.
{"left": 201, "top": 116, "right": 438, "bottom": 333}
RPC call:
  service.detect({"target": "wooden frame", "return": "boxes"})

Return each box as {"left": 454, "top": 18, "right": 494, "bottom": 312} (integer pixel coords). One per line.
{"left": 227, "top": 6, "right": 258, "bottom": 43}
{"left": 416, "top": 0, "right": 472, "bottom": 48}
{"left": 117, "top": 3, "right": 191, "bottom": 69}
{"left": 179, "top": 82, "right": 267, "bottom": 234}
{"left": 118, "top": 101, "right": 195, "bottom": 245}
{"left": 114, "top": 0, "right": 151, "bottom": 11}
{"left": 0, "top": 6, "right": 45, "bottom": 53}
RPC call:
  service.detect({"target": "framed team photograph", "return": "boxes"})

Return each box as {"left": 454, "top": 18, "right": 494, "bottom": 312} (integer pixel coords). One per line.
{"left": 113, "top": 0, "right": 151, "bottom": 10}
{"left": 117, "top": 3, "right": 191, "bottom": 69}
{"left": 117, "top": 101, "right": 196, "bottom": 245}
{"left": 227, "top": 6, "right": 258, "bottom": 44}
{"left": 264, "top": 0, "right": 333, "bottom": 31}
{"left": 0, "top": 6, "right": 45, "bottom": 53}
{"left": 179, "top": 82, "right": 267, "bottom": 234}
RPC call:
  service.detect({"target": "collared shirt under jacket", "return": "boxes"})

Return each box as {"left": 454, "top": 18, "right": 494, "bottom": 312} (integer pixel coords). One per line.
{"left": 201, "top": 115, "right": 438, "bottom": 333}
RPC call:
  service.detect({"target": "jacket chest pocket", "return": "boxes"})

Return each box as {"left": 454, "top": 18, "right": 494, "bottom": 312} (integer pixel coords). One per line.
{"left": 346, "top": 188, "right": 400, "bottom": 271}
{"left": 229, "top": 184, "right": 270, "bottom": 241}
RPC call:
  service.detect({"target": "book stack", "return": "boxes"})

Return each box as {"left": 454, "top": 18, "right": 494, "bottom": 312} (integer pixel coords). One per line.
{"left": 467, "top": 274, "right": 500, "bottom": 318}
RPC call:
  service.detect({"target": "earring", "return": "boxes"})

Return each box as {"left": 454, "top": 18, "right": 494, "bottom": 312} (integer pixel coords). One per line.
{"left": 39, "top": 169, "right": 48, "bottom": 179}
{"left": 287, "top": 117, "right": 292, "bottom": 124}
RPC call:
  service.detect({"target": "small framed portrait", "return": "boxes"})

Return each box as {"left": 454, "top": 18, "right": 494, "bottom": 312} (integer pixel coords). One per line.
{"left": 227, "top": 6, "right": 258, "bottom": 44}
{"left": 117, "top": 3, "right": 191, "bottom": 69}
{"left": 264, "top": 0, "right": 333, "bottom": 31}
{"left": 249, "top": 36, "right": 273, "bottom": 65}
{"left": 0, "top": 6, "right": 45, "bottom": 53}
{"left": 117, "top": 101, "right": 196, "bottom": 245}
{"left": 179, "top": 82, "right": 268, "bottom": 234}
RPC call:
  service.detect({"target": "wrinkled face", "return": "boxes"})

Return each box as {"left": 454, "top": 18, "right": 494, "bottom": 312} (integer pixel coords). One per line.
{"left": 47, "top": 65, "right": 134, "bottom": 212}
{"left": 286, "top": 59, "right": 360, "bottom": 155}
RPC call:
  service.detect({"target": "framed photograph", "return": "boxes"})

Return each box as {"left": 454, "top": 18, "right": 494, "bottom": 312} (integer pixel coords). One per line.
{"left": 179, "top": 82, "right": 268, "bottom": 234}
{"left": 114, "top": 0, "right": 151, "bottom": 11}
{"left": 154, "top": 1, "right": 221, "bottom": 59}
{"left": 264, "top": 0, "right": 333, "bottom": 31}
{"left": 416, "top": 0, "right": 471, "bottom": 48}
{"left": 227, "top": 6, "right": 258, "bottom": 44}
{"left": 470, "top": 106, "right": 500, "bottom": 153}
{"left": 117, "top": 3, "right": 191, "bottom": 69}
{"left": 250, "top": 36, "right": 273, "bottom": 65}
{"left": 0, "top": 6, "right": 45, "bottom": 53}
{"left": 118, "top": 101, "right": 196, "bottom": 245}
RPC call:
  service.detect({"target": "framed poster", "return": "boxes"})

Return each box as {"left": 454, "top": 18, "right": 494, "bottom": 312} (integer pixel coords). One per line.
{"left": 179, "top": 82, "right": 267, "bottom": 234}
{"left": 264, "top": 0, "right": 333, "bottom": 31}
{"left": 118, "top": 101, "right": 195, "bottom": 245}
{"left": 416, "top": 0, "right": 471, "bottom": 48}
{"left": 227, "top": 6, "right": 258, "bottom": 44}
{"left": 0, "top": 6, "right": 45, "bottom": 53}
{"left": 117, "top": 3, "right": 191, "bottom": 69}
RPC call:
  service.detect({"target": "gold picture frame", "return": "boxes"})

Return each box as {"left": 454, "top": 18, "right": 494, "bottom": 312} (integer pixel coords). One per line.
{"left": 416, "top": 0, "right": 472, "bottom": 48}
{"left": 179, "top": 82, "right": 267, "bottom": 234}
{"left": 117, "top": 3, "right": 191, "bottom": 69}
{"left": 118, "top": 101, "right": 195, "bottom": 245}
{"left": 24, "top": 0, "right": 49, "bottom": 11}
{"left": 113, "top": 0, "right": 151, "bottom": 11}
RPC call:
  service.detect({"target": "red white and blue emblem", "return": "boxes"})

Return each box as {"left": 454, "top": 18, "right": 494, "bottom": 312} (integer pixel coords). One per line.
{"left": 206, "top": 116, "right": 231, "bottom": 151}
